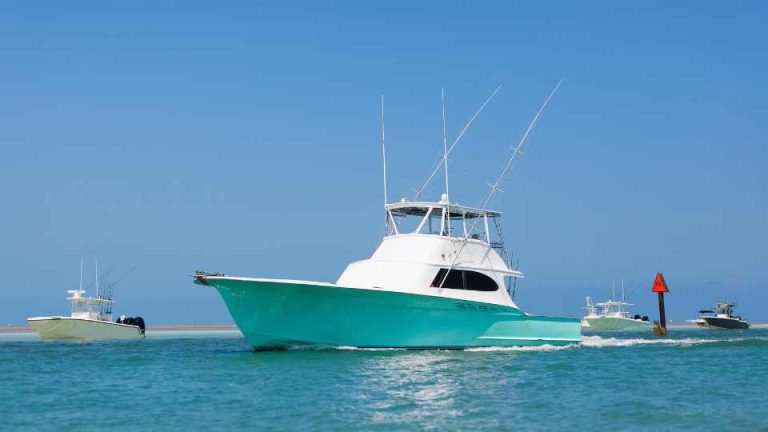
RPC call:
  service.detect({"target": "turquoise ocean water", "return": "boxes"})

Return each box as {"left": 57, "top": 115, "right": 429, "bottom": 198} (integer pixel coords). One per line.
{"left": 1, "top": 328, "right": 767, "bottom": 431}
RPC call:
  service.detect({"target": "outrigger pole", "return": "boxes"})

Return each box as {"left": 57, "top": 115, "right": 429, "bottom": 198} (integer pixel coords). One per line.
{"left": 438, "top": 79, "right": 564, "bottom": 289}
{"left": 414, "top": 84, "right": 503, "bottom": 199}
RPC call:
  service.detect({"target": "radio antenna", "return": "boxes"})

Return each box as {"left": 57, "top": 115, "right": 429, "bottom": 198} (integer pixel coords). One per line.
{"left": 441, "top": 87, "right": 451, "bottom": 234}
{"left": 95, "top": 257, "right": 100, "bottom": 298}
{"left": 415, "top": 84, "right": 503, "bottom": 198}
{"left": 380, "top": 95, "right": 388, "bottom": 206}
{"left": 438, "top": 79, "right": 564, "bottom": 289}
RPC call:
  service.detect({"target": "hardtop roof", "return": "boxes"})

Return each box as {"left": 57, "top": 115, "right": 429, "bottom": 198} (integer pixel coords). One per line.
{"left": 385, "top": 201, "right": 501, "bottom": 218}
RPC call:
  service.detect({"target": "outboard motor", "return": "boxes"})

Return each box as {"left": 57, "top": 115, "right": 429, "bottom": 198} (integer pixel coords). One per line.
{"left": 134, "top": 317, "right": 146, "bottom": 334}
{"left": 634, "top": 314, "right": 641, "bottom": 320}
{"left": 642, "top": 315, "right": 649, "bottom": 321}
{"left": 116, "top": 315, "right": 146, "bottom": 334}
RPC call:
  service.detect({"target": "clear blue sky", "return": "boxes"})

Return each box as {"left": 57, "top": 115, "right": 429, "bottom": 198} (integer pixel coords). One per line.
{"left": 1, "top": 1, "right": 766, "bottom": 325}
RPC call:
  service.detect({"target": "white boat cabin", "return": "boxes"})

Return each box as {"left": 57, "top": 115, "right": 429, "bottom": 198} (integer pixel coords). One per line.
{"left": 337, "top": 197, "right": 523, "bottom": 308}
{"left": 585, "top": 297, "right": 635, "bottom": 319}
{"left": 67, "top": 289, "right": 113, "bottom": 322}
{"left": 713, "top": 303, "right": 741, "bottom": 319}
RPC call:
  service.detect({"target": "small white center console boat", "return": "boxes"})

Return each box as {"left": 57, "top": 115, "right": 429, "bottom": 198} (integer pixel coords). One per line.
{"left": 27, "top": 262, "right": 145, "bottom": 340}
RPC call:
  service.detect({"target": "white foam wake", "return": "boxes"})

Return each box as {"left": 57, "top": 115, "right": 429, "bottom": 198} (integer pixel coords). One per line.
{"left": 580, "top": 335, "right": 759, "bottom": 348}
{"left": 332, "top": 345, "right": 576, "bottom": 352}
{"left": 296, "top": 335, "right": 767, "bottom": 352}
{"left": 465, "top": 344, "right": 576, "bottom": 352}
{"left": 468, "top": 336, "right": 765, "bottom": 351}
{"left": 333, "top": 346, "right": 405, "bottom": 351}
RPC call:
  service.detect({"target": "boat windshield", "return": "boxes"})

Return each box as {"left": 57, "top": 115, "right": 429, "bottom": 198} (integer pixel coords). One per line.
{"left": 714, "top": 303, "right": 736, "bottom": 317}
{"left": 385, "top": 202, "right": 503, "bottom": 243}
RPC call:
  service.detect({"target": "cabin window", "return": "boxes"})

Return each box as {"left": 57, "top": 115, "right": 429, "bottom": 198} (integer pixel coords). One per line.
{"left": 419, "top": 207, "right": 443, "bottom": 235}
{"left": 391, "top": 212, "right": 421, "bottom": 234}
{"left": 430, "top": 269, "right": 498, "bottom": 291}
{"left": 463, "top": 214, "right": 487, "bottom": 241}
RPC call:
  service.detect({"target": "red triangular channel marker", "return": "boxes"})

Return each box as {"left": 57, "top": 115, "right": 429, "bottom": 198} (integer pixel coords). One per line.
{"left": 652, "top": 272, "right": 669, "bottom": 293}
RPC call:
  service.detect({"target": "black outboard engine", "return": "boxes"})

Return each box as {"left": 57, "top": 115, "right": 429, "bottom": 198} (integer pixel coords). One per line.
{"left": 642, "top": 315, "right": 649, "bottom": 321}
{"left": 134, "top": 317, "right": 146, "bottom": 334}
{"left": 634, "top": 314, "right": 641, "bottom": 320}
{"left": 116, "top": 316, "right": 146, "bottom": 334}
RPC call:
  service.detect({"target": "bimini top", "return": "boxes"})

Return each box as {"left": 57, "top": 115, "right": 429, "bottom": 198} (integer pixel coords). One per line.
{"left": 385, "top": 200, "right": 501, "bottom": 218}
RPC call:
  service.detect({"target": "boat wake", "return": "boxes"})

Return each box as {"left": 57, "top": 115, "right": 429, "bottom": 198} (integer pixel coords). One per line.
{"left": 465, "top": 344, "right": 575, "bottom": 352}
{"left": 460, "top": 336, "right": 768, "bottom": 352}
{"left": 331, "top": 345, "right": 576, "bottom": 352}
{"left": 272, "top": 334, "right": 768, "bottom": 353}
{"left": 581, "top": 335, "right": 768, "bottom": 348}
{"left": 333, "top": 346, "right": 405, "bottom": 352}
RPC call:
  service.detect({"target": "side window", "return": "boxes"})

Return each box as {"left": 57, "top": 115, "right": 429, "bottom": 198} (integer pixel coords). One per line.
{"left": 431, "top": 269, "right": 498, "bottom": 291}
{"left": 464, "top": 270, "right": 499, "bottom": 291}
{"left": 431, "top": 269, "right": 463, "bottom": 289}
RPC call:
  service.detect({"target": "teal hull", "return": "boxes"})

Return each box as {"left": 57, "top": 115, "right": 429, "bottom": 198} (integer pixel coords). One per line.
{"left": 201, "top": 278, "right": 581, "bottom": 349}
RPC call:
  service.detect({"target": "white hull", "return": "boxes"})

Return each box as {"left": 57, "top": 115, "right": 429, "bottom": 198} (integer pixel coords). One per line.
{"left": 582, "top": 316, "right": 651, "bottom": 331}
{"left": 27, "top": 317, "right": 144, "bottom": 340}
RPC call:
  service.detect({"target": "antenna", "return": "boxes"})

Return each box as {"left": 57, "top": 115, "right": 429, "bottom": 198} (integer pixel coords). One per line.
{"left": 380, "top": 95, "right": 388, "bottom": 206}
{"left": 441, "top": 87, "right": 450, "bottom": 235}
{"left": 95, "top": 257, "right": 100, "bottom": 298}
{"left": 79, "top": 257, "right": 83, "bottom": 292}
{"left": 415, "top": 84, "right": 503, "bottom": 198}
{"left": 621, "top": 276, "right": 625, "bottom": 302}
{"left": 438, "top": 79, "right": 564, "bottom": 289}
{"left": 611, "top": 276, "right": 615, "bottom": 301}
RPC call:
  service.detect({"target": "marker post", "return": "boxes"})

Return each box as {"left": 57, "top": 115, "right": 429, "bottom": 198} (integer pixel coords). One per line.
{"left": 652, "top": 272, "right": 669, "bottom": 335}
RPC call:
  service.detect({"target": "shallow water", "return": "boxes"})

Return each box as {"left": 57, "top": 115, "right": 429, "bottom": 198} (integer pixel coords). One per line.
{"left": 1, "top": 328, "right": 767, "bottom": 431}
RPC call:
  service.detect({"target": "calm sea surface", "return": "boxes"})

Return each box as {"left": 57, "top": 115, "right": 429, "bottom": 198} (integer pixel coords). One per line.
{"left": 1, "top": 328, "right": 767, "bottom": 431}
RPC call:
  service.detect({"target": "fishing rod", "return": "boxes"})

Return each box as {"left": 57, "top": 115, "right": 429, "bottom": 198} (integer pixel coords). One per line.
{"left": 438, "top": 79, "right": 564, "bottom": 289}
{"left": 102, "top": 265, "right": 139, "bottom": 301}
{"left": 624, "top": 279, "right": 642, "bottom": 301}
{"left": 99, "top": 265, "right": 138, "bottom": 315}
{"left": 83, "top": 266, "right": 115, "bottom": 293}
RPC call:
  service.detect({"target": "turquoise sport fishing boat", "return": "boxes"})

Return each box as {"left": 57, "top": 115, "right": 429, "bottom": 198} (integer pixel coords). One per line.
{"left": 195, "top": 197, "right": 580, "bottom": 349}
{"left": 195, "top": 84, "right": 581, "bottom": 349}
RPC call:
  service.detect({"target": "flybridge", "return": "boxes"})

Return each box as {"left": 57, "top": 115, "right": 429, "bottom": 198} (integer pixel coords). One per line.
{"left": 379, "top": 80, "right": 563, "bottom": 273}
{"left": 384, "top": 195, "right": 509, "bottom": 262}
